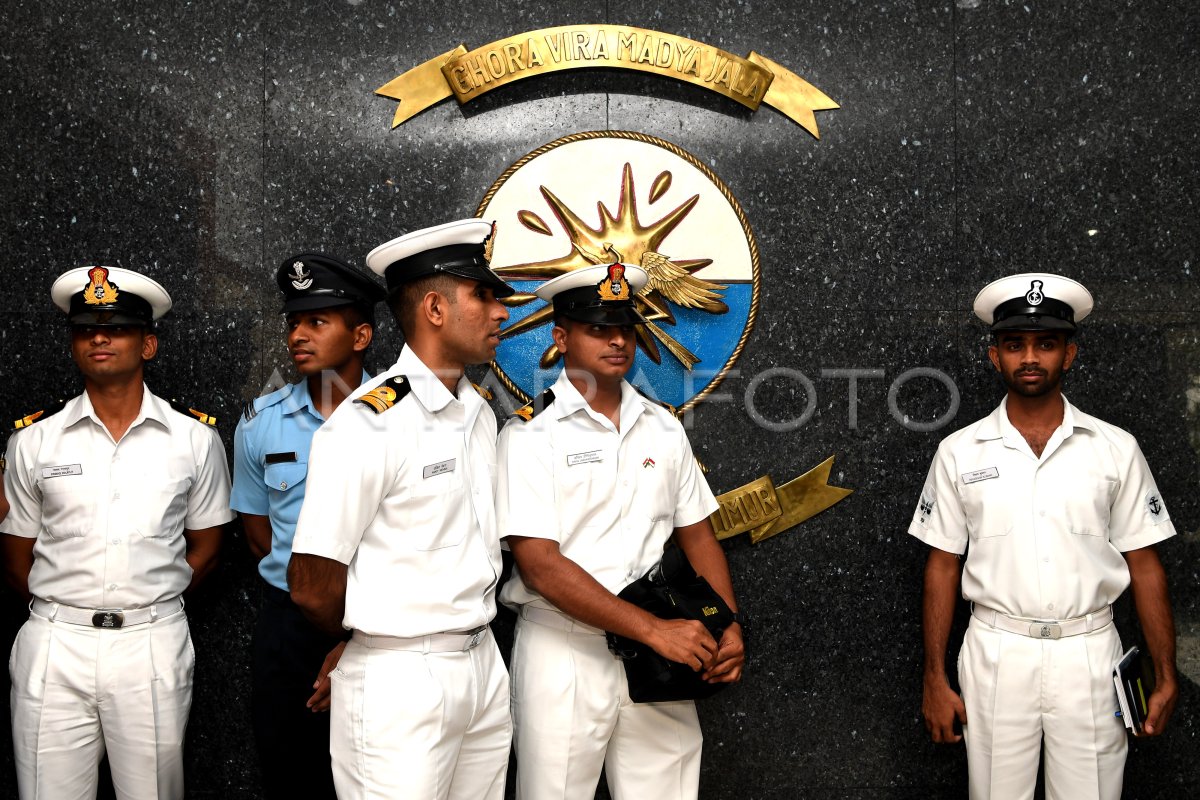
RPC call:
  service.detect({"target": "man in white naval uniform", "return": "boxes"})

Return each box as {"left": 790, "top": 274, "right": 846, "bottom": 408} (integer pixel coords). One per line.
{"left": 498, "top": 263, "right": 745, "bottom": 800}
{"left": 913, "top": 273, "right": 1178, "bottom": 800}
{"left": 1, "top": 265, "right": 232, "bottom": 800}
{"left": 288, "top": 219, "right": 514, "bottom": 800}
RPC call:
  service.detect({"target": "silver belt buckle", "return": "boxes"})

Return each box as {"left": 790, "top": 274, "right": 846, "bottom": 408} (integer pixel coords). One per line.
{"left": 464, "top": 627, "right": 484, "bottom": 651}
{"left": 92, "top": 610, "right": 124, "bottom": 629}
{"left": 1030, "top": 622, "right": 1061, "bottom": 640}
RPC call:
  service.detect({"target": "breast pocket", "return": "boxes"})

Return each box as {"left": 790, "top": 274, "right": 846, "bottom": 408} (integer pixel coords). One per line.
{"left": 132, "top": 478, "right": 192, "bottom": 539}
{"left": 406, "top": 472, "right": 467, "bottom": 551}
{"left": 264, "top": 462, "right": 308, "bottom": 494}
{"left": 959, "top": 480, "right": 1013, "bottom": 539}
{"left": 35, "top": 475, "right": 94, "bottom": 540}
{"left": 1067, "top": 474, "right": 1116, "bottom": 537}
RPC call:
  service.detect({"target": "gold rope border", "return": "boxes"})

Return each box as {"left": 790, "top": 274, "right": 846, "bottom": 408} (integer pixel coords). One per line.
{"left": 475, "top": 130, "right": 761, "bottom": 418}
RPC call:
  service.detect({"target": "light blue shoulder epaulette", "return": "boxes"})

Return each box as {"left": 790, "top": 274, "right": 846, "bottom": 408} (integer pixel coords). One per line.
{"left": 242, "top": 382, "right": 296, "bottom": 422}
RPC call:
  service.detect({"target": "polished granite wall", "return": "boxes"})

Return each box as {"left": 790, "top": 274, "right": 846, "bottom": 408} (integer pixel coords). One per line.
{"left": 0, "top": 1, "right": 1196, "bottom": 797}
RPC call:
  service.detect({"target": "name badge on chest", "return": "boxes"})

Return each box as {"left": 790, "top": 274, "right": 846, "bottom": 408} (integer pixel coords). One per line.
{"left": 961, "top": 467, "right": 999, "bottom": 484}
{"left": 423, "top": 458, "right": 456, "bottom": 479}
{"left": 566, "top": 450, "right": 603, "bottom": 467}
{"left": 41, "top": 464, "right": 83, "bottom": 479}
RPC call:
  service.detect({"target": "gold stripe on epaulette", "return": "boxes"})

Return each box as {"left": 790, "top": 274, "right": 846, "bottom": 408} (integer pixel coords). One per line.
{"left": 190, "top": 409, "right": 217, "bottom": 426}
{"left": 359, "top": 386, "right": 398, "bottom": 414}
{"left": 14, "top": 410, "right": 45, "bottom": 430}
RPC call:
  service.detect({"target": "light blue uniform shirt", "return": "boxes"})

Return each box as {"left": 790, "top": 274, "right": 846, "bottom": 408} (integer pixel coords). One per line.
{"left": 231, "top": 374, "right": 368, "bottom": 591}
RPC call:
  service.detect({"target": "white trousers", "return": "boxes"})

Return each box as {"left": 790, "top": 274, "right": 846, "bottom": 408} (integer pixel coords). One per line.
{"left": 329, "top": 627, "right": 511, "bottom": 800}
{"left": 511, "top": 612, "right": 702, "bottom": 800}
{"left": 8, "top": 609, "right": 194, "bottom": 800}
{"left": 958, "top": 616, "right": 1128, "bottom": 800}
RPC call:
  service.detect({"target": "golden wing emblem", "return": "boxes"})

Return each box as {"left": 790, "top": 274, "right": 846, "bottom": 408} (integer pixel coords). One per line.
{"left": 639, "top": 252, "right": 728, "bottom": 314}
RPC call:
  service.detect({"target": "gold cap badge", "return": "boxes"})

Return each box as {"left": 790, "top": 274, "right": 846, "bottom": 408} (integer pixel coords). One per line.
{"left": 597, "top": 263, "right": 631, "bottom": 302}
{"left": 83, "top": 266, "right": 119, "bottom": 306}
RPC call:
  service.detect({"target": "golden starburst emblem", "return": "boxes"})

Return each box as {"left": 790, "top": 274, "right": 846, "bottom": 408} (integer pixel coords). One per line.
{"left": 478, "top": 131, "right": 760, "bottom": 415}
{"left": 492, "top": 161, "right": 728, "bottom": 371}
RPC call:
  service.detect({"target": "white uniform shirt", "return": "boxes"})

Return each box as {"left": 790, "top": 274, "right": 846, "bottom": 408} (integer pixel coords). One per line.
{"left": 0, "top": 386, "right": 233, "bottom": 608}
{"left": 291, "top": 345, "right": 501, "bottom": 638}
{"left": 497, "top": 371, "right": 718, "bottom": 610}
{"left": 908, "top": 396, "right": 1175, "bottom": 619}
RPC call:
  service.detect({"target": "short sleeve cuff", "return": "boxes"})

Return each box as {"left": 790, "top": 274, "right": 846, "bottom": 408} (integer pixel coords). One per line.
{"left": 907, "top": 523, "right": 967, "bottom": 556}
{"left": 291, "top": 535, "right": 356, "bottom": 565}
{"left": 1112, "top": 522, "right": 1176, "bottom": 553}
{"left": 674, "top": 495, "right": 719, "bottom": 529}
{"left": 229, "top": 491, "right": 270, "bottom": 516}
{"left": 498, "top": 525, "right": 560, "bottom": 542}
{"left": 185, "top": 510, "right": 235, "bottom": 530}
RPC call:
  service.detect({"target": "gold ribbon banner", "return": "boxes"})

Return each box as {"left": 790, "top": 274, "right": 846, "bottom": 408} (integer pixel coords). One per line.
{"left": 376, "top": 25, "right": 838, "bottom": 137}
{"left": 711, "top": 456, "right": 852, "bottom": 544}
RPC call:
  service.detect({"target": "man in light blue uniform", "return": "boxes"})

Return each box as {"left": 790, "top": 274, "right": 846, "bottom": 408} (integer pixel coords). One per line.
{"left": 231, "top": 252, "right": 385, "bottom": 799}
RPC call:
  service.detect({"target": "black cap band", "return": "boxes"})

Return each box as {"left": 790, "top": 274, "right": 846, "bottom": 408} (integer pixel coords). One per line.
{"left": 384, "top": 244, "right": 480, "bottom": 288}
{"left": 552, "top": 286, "right": 648, "bottom": 326}
{"left": 992, "top": 296, "right": 1076, "bottom": 331}
{"left": 382, "top": 243, "right": 512, "bottom": 298}
{"left": 67, "top": 290, "right": 153, "bottom": 326}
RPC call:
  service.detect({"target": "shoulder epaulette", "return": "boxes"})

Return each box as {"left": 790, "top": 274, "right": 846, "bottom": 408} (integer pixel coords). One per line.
{"left": 11, "top": 399, "right": 68, "bottom": 432}
{"left": 635, "top": 386, "right": 677, "bottom": 415}
{"left": 357, "top": 376, "right": 411, "bottom": 414}
{"left": 242, "top": 382, "right": 295, "bottom": 421}
{"left": 472, "top": 382, "right": 494, "bottom": 401}
{"left": 169, "top": 400, "right": 218, "bottom": 427}
{"left": 512, "top": 389, "right": 555, "bottom": 422}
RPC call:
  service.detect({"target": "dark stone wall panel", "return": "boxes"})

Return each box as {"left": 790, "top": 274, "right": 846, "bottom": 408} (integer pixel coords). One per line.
{"left": 0, "top": 2, "right": 1196, "bottom": 798}
{"left": 954, "top": 1, "right": 1200, "bottom": 310}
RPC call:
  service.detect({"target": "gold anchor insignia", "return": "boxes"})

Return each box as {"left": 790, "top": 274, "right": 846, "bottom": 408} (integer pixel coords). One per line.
{"left": 83, "top": 266, "right": 119, "bottom": 306}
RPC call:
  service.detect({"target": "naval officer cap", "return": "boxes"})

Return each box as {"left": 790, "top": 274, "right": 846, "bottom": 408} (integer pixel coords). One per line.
{"left": 276, "top": 253, "right": 386, "bottom": 314}
{"left": 973, "top": 273, "right": 1094, "bottom": 334}
{"left": 537, "top": 263, "right": 649, "bottom": 327}
{"left": 365, "top": 219, "right": 514, "bottom": 299}
{"left": 50, "top": 266, "right": 172, "bottom": 326}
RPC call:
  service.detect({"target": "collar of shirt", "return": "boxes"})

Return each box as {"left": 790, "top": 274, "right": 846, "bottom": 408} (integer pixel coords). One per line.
{"left": 393, "top": 345, "right": 483, "bottom": 419}
{"left": 63, "top": 383, "right": 170, "bottom": 437}
{"left": 280, "top": 370, "right": 371, "bottom": 422}
{"left": 976, "top": 394, "right": 1099, "bottom": 448}
{"left": 550, "top": 370, "right": 646, "bottom": 437}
